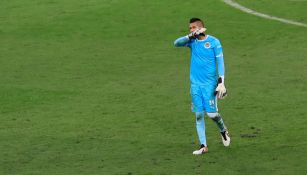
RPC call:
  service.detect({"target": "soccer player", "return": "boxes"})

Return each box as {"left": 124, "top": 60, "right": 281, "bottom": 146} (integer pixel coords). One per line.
{"left": 174, "top": 18, "right": 230, "bottom": 155}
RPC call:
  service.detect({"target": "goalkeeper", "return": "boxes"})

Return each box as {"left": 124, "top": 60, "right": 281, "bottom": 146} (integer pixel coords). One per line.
{"left": 174, "top": 18, "right": 230, "bottom": 155}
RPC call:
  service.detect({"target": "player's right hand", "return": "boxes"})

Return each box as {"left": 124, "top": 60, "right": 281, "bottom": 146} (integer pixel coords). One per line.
{"left": 194, "top": 28, "right": 206, "bottom": 36}
{"left": 188, "top": 28, "right": 207, "bottom": 40}
{"left": 188, "top": 32, "right": 196, "bottom": 40}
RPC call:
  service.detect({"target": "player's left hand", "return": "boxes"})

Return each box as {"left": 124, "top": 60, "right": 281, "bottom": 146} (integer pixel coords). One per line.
{"left": 215, "top": 77, "right": 227, "bottom": 99}
{"left": 215, "top": 83, "right": 227, "bottom": 99}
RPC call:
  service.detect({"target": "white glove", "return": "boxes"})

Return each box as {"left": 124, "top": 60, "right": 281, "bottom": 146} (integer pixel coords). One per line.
{"left": 193, "top": 27, "right": 206, "bottom": 36}
{"left": 188, "top": 28, "right": 207, "bottom": 39}
{"left": 215, "top": 77, "right": 227, "bottom": 99}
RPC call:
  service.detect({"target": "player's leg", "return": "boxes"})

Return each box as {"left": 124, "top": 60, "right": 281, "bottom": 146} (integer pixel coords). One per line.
{"left": 207, "top": 111, "right": 227, "bottom": 133}
{"left": 195, "top": 112, "right": 206, "bottom": 146}
{"left": 193, "top": 111, "right": 208, "bottom": 154}
{"left": 201, "top": 86, "right": 230, "bottom": 146}
{"left": 207, "top": 112, "right": 230, "bottom": 146}
{"left": 191, "top": 85, "right": 208, "bottom": 154}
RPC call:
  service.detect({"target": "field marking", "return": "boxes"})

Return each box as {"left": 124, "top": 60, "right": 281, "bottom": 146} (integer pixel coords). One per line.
{"left": 223, "top": 0, "right": 307, "bottom": 28}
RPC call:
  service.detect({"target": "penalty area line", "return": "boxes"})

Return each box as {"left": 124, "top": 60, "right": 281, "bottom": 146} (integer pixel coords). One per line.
{"left": 223, "top": 0, "right": 307, "bottom": 28}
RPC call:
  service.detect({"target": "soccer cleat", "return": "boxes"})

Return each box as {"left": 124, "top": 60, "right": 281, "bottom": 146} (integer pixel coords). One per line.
{"left": 221, "top": 131, "right": 231, "bottom": 147}
{"left": 192, "top": 144, "right": 208, "bottom": 155}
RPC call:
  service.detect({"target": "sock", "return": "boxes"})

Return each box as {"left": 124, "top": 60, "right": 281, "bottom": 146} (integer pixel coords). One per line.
{"left": 195, "top": 112, "right": 206, "bottom": 146}
{"left": 212, "top": 114, "right": 227, "bottom": 132}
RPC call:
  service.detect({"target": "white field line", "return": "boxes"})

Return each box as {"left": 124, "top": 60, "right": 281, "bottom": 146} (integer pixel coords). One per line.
{"left": 223, "top": 0, "right": 307, "bottom": 28}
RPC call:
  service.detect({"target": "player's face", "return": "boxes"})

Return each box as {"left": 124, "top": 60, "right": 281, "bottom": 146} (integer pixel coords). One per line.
{"left": 189, "top": 22, "right": 202, "bottom": 33}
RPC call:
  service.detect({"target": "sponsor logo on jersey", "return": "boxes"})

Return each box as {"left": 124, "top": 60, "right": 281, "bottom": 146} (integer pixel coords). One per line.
{"left": 204, "top": 42, "right": 211, "bottom": 48}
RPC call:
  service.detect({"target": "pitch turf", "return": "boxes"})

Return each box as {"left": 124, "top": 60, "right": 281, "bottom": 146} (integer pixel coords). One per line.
{"left": 1, "top": 0, "right": 306, "bottom": 174}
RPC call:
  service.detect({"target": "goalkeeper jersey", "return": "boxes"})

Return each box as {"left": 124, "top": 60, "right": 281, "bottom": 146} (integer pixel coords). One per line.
{"left": 186, "top": 35, "right": 225, "bottom": 86}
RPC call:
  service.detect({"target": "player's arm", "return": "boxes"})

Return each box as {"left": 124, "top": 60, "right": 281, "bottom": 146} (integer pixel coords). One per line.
{"left": 174, "top": 28, "right": 206, "bottom": 47}
{"left": 214, "top": 40, "right": 227, "bottom": 99}
{"left": 173, "top": 35, "right": 191, "bottom": 47}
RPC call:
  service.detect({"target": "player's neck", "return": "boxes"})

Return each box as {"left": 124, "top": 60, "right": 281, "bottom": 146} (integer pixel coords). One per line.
{"left": 197, "top": 35, "right": 207, "bottom": 41}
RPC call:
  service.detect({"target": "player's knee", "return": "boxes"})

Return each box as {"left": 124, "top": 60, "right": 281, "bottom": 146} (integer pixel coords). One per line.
{"left": 206, "top": 112, "right": 219, "bottom": 119}
{"left": 195, "top": 112, "right": 204, "bottom": 120}
{"left": 207, "top": 112, "right": 223, "bottom": 122}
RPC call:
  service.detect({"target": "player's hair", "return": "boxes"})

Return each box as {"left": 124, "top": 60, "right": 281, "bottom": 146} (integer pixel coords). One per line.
{"left": 189, "top": 18, "right": 205, "bottom": 27}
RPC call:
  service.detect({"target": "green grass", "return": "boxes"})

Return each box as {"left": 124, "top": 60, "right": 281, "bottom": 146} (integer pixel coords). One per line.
{"left": 0, "top": 0, "right": 307, "bottom": 174}
{"left": 236, "top": 0, "right": 307, "bottom": 23}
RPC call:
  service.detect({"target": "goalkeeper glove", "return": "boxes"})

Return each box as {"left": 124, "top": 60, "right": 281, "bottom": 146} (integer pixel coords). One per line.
{"left": 194, "top": 27, "right": 206, "bottom": 37}
{"left": 187, "top": 32, "right": 196, "bottom": 40}
{"left": 187, "top": 28, "right": 207, "bottom": 40}
{"left": 215, "top": 77, "right": 227, "bottom": 99}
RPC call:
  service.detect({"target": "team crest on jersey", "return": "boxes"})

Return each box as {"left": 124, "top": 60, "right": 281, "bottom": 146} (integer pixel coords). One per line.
{"left": 204, "top": 42, "right": 211, "bottom": 48}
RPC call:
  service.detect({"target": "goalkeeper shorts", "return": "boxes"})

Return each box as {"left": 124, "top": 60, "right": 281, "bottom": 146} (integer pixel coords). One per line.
{"left": 190, "top": 84, "right": 218, "bottom": 113}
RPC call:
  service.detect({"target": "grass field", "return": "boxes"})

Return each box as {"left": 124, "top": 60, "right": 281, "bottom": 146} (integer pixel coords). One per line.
{"left": 1, "top": 0, "right": 307, "bottom": 174}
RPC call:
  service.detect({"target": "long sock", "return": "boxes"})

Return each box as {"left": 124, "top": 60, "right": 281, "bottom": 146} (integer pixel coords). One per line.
{"left": 195, "top": 112, "right": 206, "bottom": 146}
{"left": 212, "top": 114, "right": 227, "bottom": 132}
